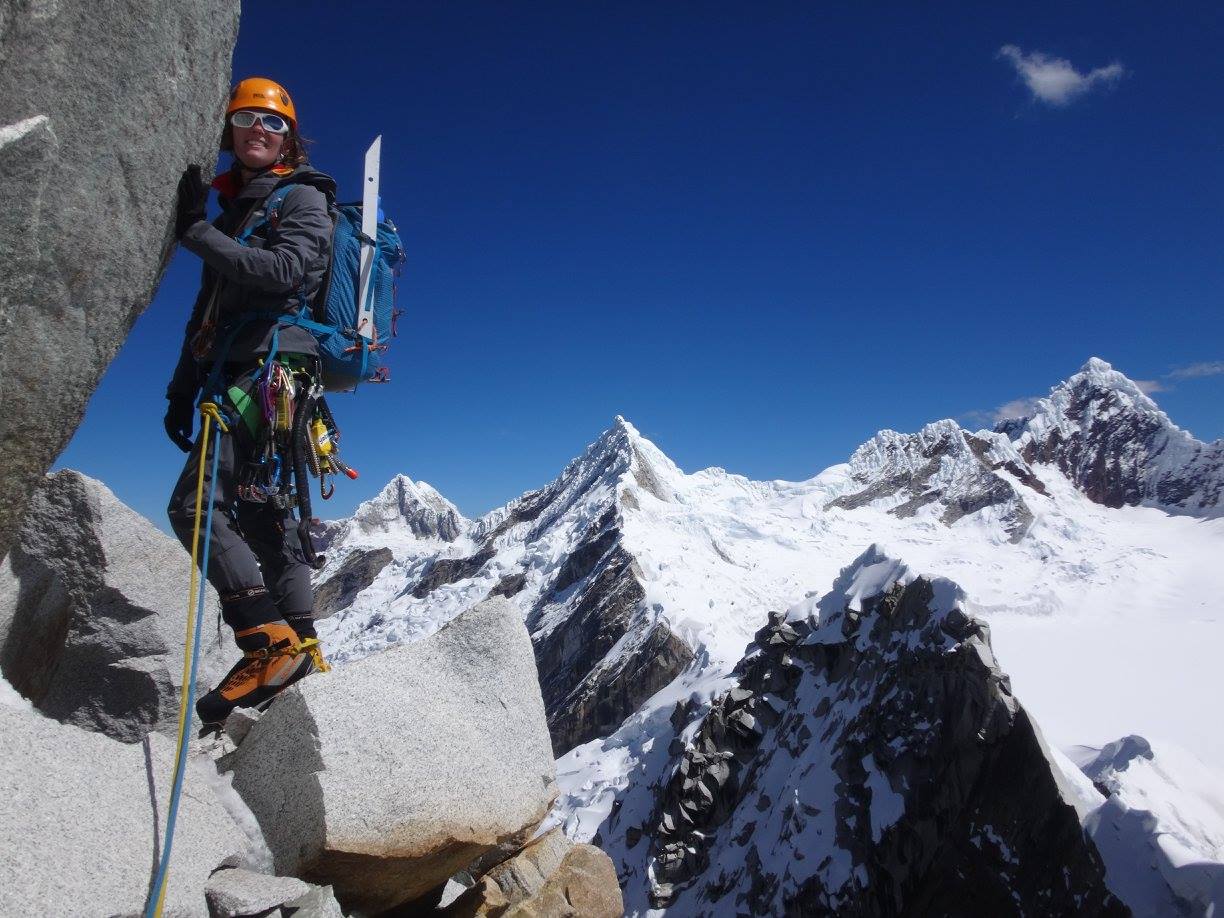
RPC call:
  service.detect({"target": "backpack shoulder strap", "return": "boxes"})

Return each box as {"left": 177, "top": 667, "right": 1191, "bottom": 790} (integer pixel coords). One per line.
{"left": 235, "top": 183, "right": 297, "bottom": 246}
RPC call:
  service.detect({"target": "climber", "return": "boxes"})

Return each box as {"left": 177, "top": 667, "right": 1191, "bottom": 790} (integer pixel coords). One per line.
{"left": 164, "top": 77, "right": 335, "bottom": 728}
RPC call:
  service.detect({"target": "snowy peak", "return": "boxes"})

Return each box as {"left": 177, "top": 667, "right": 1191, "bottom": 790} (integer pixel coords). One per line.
{"left": 828, "top": 420, "right": 1042, "bottom": 541}
{"left": 347, "top": 474, "right": 469, "bottom": 543}
{"left": 473, "top": 417, "right": 680, "bottom": 543}
{"left": 1073, "top": 357, "right": 1163, "bottom": 409}
{"left": 570, "top": 416, "right": 680, "bottom": 505}
{"left": 998, "top": 358, "right": 1223, "bottom": 512}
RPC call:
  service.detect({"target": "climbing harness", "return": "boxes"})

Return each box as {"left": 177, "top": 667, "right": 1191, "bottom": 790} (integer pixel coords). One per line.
{"left": 145, "top": 401, "right": 227, "bottom": 918}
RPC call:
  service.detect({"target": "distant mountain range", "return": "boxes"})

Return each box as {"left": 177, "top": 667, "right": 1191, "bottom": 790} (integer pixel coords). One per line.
{"left": 310, "top": 358, "right": 1224, "bottom": 915}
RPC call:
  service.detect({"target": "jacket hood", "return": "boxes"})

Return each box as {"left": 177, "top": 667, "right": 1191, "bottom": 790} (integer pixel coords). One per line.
{"left": 211, "top": 162, "right": 338, "bottom": 203}
{"left": 278, "top": 164, "right": 338, "bottom": 200}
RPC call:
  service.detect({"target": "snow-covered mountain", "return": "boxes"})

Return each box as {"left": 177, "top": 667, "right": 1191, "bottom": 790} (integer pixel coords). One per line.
{"left": 313, "top": 358, "right": 1224, "bottom": 914}
{"left": 830, "top": 419, "right": 1042, "bottom": 542}
{"left": 998, "top": 356, "right": 1224, "bottom": 512}
{"left": 315, "top": 473, "right": 469, "bottom": 555}
{"left": 321, "top": 417, "right": 696, "bottom": 754}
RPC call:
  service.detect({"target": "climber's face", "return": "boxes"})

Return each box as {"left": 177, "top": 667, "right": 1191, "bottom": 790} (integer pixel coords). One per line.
{"left": 231, "top": 113, "right": 285, "bottom": 170}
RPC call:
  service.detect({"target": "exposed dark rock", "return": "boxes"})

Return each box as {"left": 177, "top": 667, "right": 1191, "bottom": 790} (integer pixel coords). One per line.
{"left": 314, "top": 548, "right": 393, "bottom": 619}
{"left": 529, "top": 510, "right": 693, "bottom": 755}
{"left": 487, "top": 572, "right": 526, "bottom": 599}
{"left": 549, "top": 507, "right": 620, "bottom": 598}
{"left": 0, "top": 0, "right": 240, "bottom": 564}
{"left": 965, "top": 433, "right": 1049, "bottom": 496}
{"left": 548, "top": 619, "right": 693, "bottom": 756}
{"left": 412, "top": 545, "right": 496, "bottom": 599}
{"left": 479, "top": 487, "right": 551, "bottom": 544}
{"left": 648, "top": 548, "right": 1126, "bottom": 916}
{"left": 530, "top": 540, "right": 643, "bottom": 749}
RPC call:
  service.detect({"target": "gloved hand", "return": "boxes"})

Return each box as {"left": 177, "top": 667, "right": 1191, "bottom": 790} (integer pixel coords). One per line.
{"left": 164, "top": 396, "right": 195, "bottom": 453}
{"left": 175, "top": 165, "right": 208, "bottom": 240}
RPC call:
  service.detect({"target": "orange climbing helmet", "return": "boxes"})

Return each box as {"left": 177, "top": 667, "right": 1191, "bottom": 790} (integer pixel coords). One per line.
{"left": 227, "top": 77, "right": 297, "bottom": 129}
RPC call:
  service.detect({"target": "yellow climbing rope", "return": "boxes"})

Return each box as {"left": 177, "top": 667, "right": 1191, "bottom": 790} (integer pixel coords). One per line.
{"left": 146, "top": 402, "right": 227, "bottom": 918}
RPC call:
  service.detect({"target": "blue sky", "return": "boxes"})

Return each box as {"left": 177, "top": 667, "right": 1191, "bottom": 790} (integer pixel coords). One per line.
{"left": 58, "top": 2, "right": 1224, "bottom": 527}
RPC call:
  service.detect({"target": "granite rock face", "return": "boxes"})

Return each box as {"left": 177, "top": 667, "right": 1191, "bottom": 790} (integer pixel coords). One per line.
{"left": 0, "top": 701, "right": 253, "bottom": 917}
{"left": 998, "top": 357, "right": 1223, "bottom": 512}
{"left": 0, "top": 470, "right": 232, "bottom": 742}
{"left": 646, "top": 547, "right": 1126, "bottom": 915}
{"left": 228, "top": 597, "right": 557, "bottom": 914}
{"left": 507, "top": 844, "right": 624, "bottom": 918}
{"left": 0, "top": 0, "right": 240, "bottom": 564}
{"left": 204, "top": 866, "right": 344, "bottom": 918}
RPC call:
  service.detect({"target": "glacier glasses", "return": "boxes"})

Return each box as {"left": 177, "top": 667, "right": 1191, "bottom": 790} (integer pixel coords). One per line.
{"left": 229, "top": 110, "right": 291, "bottom": 134}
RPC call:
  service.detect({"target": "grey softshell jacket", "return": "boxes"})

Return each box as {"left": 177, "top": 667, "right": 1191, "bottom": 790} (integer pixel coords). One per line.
{"left": 166, "top": 163, "right": 337, "bottom": 400}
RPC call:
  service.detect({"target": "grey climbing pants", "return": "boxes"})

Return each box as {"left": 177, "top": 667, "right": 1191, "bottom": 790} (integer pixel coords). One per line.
{"left": 166, "top": 385, "right": 314, "bottom": 630}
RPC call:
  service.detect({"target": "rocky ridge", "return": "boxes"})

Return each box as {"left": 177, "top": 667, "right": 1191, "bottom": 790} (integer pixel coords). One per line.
{"left": 641, "top": 547, "right": 1125, "bottom": 915}
{"left": 305, "top": 363, "right": 1224, "bottom": 914}
{"left": 312, "top": 547, "right": 394, "bottom": 620}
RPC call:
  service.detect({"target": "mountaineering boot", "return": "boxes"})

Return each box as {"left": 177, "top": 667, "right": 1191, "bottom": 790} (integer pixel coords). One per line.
{"left": 284, "top": 611, "right": 317, "bottom": 640}
{"left": 195, "top": 621, "right": 319, "bottom": 726}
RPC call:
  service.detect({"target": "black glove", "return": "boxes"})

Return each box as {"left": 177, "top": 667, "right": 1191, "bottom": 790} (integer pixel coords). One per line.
{"left": 174, "top": 165, "right": 208, "bottom": 240}
{"left": 164, "top": 396, "right": 195, "bottom": 453}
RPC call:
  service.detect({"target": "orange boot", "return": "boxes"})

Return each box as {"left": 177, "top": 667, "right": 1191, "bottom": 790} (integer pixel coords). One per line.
{"left": 196, "top": 621, "right": 324, "bottom": 726}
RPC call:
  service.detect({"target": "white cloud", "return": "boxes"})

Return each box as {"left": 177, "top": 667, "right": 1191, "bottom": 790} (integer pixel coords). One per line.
{"left": 998, "top": 45, "right": 1125, "bottom": 106}
{"left": 993, "top": 396, "right": 1043, "bottom": 423}
{"left": 1134, "top": 379, "right": 1167, "bottom": 395}
{"left": 958, "top": 409, "right": 996, "bottom": 428}
{"left": 1168, "top": 361, "right": 1224, "bottom": 380}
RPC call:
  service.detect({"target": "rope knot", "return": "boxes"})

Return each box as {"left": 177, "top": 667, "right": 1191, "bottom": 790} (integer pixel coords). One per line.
{"left": 198, "top": 401, "right": 230, "bottom": 433}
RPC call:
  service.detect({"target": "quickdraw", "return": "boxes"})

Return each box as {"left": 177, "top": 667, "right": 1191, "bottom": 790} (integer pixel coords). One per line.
{"left": 235, "top": 361, "right": 358, "bottom": 515}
